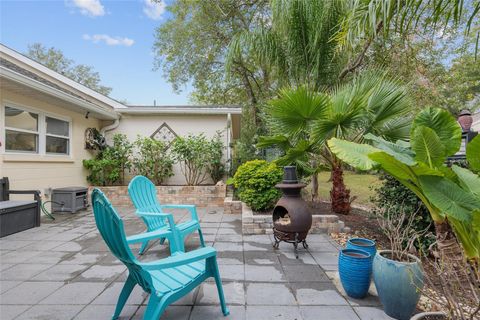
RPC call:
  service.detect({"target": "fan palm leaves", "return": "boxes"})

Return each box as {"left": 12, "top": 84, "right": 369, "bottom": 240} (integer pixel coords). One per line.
{"left": 226, "top": 0, "right": 346, "bottom": 90}
{"left": 259, "top": 71, "right": 412, "bottom": 213}
{"left": 336, "top": 0, "right": 480, "bottom": 53}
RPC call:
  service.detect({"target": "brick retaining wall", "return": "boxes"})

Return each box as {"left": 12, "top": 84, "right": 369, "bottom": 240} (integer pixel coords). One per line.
{"left": 90, "top": 185, "right": 226, "bottom": 207}
{"left": 223, "top": 197, "right": 242, "bottom": 214}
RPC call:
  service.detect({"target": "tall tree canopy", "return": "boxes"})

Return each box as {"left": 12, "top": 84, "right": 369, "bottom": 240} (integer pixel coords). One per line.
{"left": 26, "top": 43, "right": 112, "bottom": 96}
{"left": 153, "top": 0, "right": 272, "bottom": 105}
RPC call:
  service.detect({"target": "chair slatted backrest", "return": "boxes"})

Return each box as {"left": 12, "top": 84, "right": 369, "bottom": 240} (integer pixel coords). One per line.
{"left": 128, "top": 176, "right": 166, "bottom": 229}
{"left": 91, "top": 188, "right": 152, "bottom": 291}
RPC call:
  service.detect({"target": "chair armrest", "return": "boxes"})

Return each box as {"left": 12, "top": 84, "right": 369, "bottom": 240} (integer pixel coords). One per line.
{"left": 140, "top": 246, "right": 216, "bottom": 270}
{"left": 136, "top": 211, "right": 176, "bottom": 229}
{"left": 9, "top": 190, "right": 41, "bottom": 202}
{"left": 160, "top": 204, "right": 199, "bottom": 221}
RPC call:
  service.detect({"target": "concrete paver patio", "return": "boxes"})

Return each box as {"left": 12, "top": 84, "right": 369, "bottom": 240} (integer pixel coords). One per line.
{"left": 0, "top": 206, "right": 393, "bottom": 320}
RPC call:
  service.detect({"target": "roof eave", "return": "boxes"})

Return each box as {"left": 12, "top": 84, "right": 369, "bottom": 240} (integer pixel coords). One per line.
{"left": 0, "top": 44, "right": 127, "bottom": 110}
{"left": 1, "top": 66, "right": 119, "bottom": 120}
{"left": 119, "top": 107, "right": 242, "bottom": 115}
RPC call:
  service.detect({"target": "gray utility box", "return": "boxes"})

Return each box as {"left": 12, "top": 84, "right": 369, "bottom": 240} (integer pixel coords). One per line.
{"left": 0, "top": 201, "right": 40, "bottom": 237}
{"left": 52, "top": 187, "right": 89, "bottom": 213}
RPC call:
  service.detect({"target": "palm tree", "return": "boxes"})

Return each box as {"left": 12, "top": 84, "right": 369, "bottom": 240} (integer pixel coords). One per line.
{"left": 227, "top": 0, "right": 347, "bottom": 201}
{"left": 335, "top": 0, "right": 479, "bottom": 78}
{"left": 259, "top": 72, "right": 412, "bottom": 213}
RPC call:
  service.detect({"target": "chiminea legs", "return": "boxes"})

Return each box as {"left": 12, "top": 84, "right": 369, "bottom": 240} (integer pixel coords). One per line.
{"left": 273, "top": 230, "right": 309, "bottom": 259}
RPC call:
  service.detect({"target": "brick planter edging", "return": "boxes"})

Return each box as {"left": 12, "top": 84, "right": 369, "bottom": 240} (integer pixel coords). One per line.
{"left": 242, "top": 202, "right": 345, "bottom": 235}
{"left": 223, "top": 197, "right": 242, "bottom": 214}
{"left": 90, "top": 185, "right": 226, "bottom": 207}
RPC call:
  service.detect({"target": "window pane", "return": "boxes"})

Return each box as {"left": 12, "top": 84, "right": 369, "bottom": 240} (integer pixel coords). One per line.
{"left": 6, "top": 130, "right": 38, "bottom": 152}
{"left": 46, "top": 117, "right": 69, "bottom": 137}
{"left": 5, "top": 106, "right": 38, "bottom": 131}
{"left": 46, "top": 136, "right": 69, "bottom": 154}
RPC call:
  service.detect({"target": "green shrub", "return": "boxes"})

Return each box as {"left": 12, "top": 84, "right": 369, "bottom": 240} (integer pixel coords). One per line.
{"left": 206, "top": 132, "right": 226, "bottom": 183}
{"left": 371, "top": 174, "right": 435, "bottom": 252}
{"left": 232, "top": 160, "right": 283, "bottom": 211}
{"left": 83, "top": 134, "right": 133, "bottom": 186}
{"left": 171, "top": 133, "right": 226, "bottom": 185}
{"left": 133, "top": 137, "right": 174, "bottom": 185}
{"left": 83, "top": 158, "right": 121, "bottom": 186}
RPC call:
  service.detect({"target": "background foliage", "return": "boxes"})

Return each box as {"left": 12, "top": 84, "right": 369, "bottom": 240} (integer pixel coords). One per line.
{"left": 26, "top": 43, "right": 112, "bottom": 95}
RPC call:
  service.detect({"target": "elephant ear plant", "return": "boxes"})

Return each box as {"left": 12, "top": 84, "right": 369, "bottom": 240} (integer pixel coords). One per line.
{"left": 328, "top": 107, "right": 480, "bottom": 262}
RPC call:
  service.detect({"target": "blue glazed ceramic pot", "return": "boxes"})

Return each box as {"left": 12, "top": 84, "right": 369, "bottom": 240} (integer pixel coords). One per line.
{"left": 338, "top": 248, "right": 372, "bottom": 299}
{"left": 346, "top": 238, "right": 376, "bottom": 259}
{"left": 373, "top": 250, "right": 424, "bottom": 320}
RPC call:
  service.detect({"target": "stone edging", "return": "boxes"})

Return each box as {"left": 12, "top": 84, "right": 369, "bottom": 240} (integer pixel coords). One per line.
{"left": 241, "top": 202, "right": 345, "bottom": 235}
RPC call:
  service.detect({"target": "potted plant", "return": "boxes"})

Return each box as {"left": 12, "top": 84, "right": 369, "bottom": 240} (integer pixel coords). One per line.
{"left": 373, "top": 205, "right": 429, "bottom": 320}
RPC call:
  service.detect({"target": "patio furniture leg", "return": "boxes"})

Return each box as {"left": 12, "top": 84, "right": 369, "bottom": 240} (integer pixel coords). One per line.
{"left": 159, "top": 237, "right": 166, "bottom": 245}
{"left": 139, "top": 240, "right": 150, "bottom": 255}
{"left": 112, "top": 274, "right": 136, "bottom": 320}
{"left": 144, "top": 294, "right": 166, "bottom": 320}
{"left": 198, "top": 228, "right": 205, "bottom": 247}
{"left": 211, "top": 258, "right": 230, "bottom": 316}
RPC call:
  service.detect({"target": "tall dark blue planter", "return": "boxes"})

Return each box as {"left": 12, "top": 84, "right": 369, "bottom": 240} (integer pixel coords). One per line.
{"left": 346, "top": 238, "right": 376, "bottom": 258}
{"left": 338, "top": 249, "right": 372, "bottom": 299}
{"left": 373, "top": 250, "right": 424, "bottom": 320}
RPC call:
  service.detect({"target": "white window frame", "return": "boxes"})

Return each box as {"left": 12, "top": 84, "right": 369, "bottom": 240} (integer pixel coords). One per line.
{"left": 1, "top": 101, "right": 72, "bottom": 157}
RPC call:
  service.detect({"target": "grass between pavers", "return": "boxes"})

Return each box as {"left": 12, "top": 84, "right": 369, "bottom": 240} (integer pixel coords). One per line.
{"left": 307, "top": 171, "right": 381, "bottom": 208}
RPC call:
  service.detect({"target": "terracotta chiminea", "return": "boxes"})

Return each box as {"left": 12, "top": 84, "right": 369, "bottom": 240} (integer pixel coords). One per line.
{"left": 458, "top": 109, "right": 473, "bottom": 132}
{"left": 272, "top": 166, "right": 312, "bottom": 258}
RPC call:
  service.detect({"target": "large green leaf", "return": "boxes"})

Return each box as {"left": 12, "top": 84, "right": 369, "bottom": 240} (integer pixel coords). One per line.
{"left": 411, "top": 107, "right": 462, "bottom": 156}
{"left": 257, "top": 135, "right": 291, "bottom": 151}
{"left": 467, "top": 135, "right": 480, "bottom": 172}
{"left": 452, "top": 165, "right": 480, "bottom": 197}
{"left": 449, "top": 218, "right": 480, "bottom": 260}
{"left": 411, "top": 126, "right": 445, "bottom": 167}
{"left": 327, "top": 138, "right": 380, "bottom": 170}
{"left": 368, "top": 151, "right": 413, "bottom": 181}
{"left": 418, "top": 175, "right": 480, "bottom": 222}
{"left": 364, "top": 133, "right": 416, "bottom": 165}
{"left": 411, "top": 163, "right": 444, "bottom": 177}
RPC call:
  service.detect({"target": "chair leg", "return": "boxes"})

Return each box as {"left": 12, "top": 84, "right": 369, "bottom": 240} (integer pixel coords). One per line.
{"left": 112, "top": 274, "right": 136, "bottom": 320}
{"left": 211, "top": 258, "right": 230, "bottom": 316}
{"left": 139, "top": 240, "right": 150, "bottom": 255}
{"left": 198, "top": 228, "right": 205, "bottom": 247}
{"left": 144, "top": 294, "right": 167, "bottom": 320}
{"left": 159, "top": 237, "right": 166, "bottom": 245}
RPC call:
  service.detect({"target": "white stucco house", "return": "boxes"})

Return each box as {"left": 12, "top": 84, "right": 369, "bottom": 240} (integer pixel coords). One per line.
{"left": 473, "top": 109, "right": 480, "bottom": 132}
{"left": 0, "top": 44, "right": 241, "bottom": 198}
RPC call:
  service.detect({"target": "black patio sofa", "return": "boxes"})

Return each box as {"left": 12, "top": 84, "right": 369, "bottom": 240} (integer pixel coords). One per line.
{"left": 0, "top": 177, "right": 41, "bottom": 238}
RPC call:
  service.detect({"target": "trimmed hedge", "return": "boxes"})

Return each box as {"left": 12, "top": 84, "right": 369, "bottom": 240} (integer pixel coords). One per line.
{"left": 232, "top": 160, "right": 283, "bottom": 211}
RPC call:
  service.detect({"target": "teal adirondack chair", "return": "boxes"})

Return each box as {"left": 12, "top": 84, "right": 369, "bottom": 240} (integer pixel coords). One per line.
{"left": 128, "top": 175, "right": 204, "bottom": 254}
{"left": 91, "top": 188, "right": 229, "bottom": 320}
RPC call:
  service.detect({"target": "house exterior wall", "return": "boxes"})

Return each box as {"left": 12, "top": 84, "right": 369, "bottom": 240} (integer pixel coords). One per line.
{"left": 473, "top": 112, "right": 480, "bottom": 132}
{"left": 0, "top": 88, "right": 101, "bottom": 200}
{"left": 107, "top": 113, "right": 229, "bottom": 185}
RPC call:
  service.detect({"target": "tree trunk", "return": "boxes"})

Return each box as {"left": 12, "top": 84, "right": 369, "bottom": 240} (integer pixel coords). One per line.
{"left": 330, "top": 163, "right": 351, "bottom": 214}
{"left": 434, "top": 221, "right": 464, "bottom": 261}
{"left": 311, "top": 173, "right": 319, "bottom": 202}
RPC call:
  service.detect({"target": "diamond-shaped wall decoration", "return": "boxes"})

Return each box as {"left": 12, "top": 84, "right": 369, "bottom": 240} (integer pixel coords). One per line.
{"left": 150, "top": 122, "right": 178, "bottom": 148}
